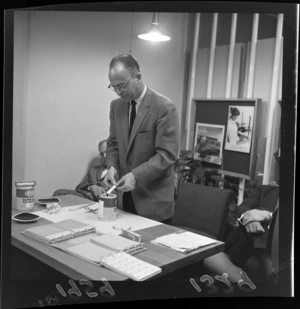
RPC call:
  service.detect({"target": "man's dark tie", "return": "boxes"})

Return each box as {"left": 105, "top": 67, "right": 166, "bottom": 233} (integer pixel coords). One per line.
{"left": 129, "top": 100, "right": 137, "bottom": 136}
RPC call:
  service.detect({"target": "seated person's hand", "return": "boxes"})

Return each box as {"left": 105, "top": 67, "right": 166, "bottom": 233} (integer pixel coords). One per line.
{"left": 244, "top": 221, "right": 265, "bottom": 234}
{"left": 103, "top": 166, "right": 118, "bottom": 188}
{"left": 242, "top": 209, "right": 271, "bottom": 225}
{"left": 89, "top": 185, "right": 106, "bottom": 199}
{"left": 116, "top": 172, "right": 136, "bottom": 192}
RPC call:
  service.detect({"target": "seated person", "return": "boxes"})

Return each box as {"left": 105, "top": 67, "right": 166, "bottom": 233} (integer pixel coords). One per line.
{"left": 203, "top": 149, "right": 280, "bottom": 283}
{"left": 53, "top": 139, "right": 108, "bottom": 201}
{"left": 203, "top": 203, "right": 278, "bottom": 283}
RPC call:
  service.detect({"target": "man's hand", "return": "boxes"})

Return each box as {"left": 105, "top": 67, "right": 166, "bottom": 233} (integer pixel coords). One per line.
{"left": 116, "top": 172, "right": 136, "bottom": 192}
{"left": 244, "top": 221, "right": 265, "bottom": 234}
{"left": 103, "top": 166, "right": 118, "bottom": 188}
{"left": 242, "top": 209, "right": 270, "bottom": 225}
{"left": 90, "top": 185, "right": 106, "bottom": 199}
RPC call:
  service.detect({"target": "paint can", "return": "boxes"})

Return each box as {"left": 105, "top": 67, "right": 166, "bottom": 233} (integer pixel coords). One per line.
{"left": 15, "top": 181, "right": 36, "bottom": 211}
{"left": 98, "top": 193, "right": 117, "bottom": 221}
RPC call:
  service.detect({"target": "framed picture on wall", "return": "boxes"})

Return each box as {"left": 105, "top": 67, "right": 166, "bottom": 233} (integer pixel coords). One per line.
{"left": 194, "top": 123, "right": 225, "bottom": 165}
{"left": 225, "top": 105, "right": 255, "bottom": 153}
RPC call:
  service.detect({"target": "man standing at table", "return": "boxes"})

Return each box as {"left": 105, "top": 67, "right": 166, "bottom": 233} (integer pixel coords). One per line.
{"left": 103, "top": 54, "right": 179, "bottom": 224}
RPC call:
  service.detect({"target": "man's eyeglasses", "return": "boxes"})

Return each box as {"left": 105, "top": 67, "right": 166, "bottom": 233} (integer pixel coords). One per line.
{"left": 108, "top": 76, "right": 136, "bottom": 92}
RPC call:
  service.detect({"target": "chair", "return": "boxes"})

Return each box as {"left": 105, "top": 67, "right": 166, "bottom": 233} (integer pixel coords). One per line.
{"left": 172, "top": 182, "right": 234, "bottom": 241}
{"left": 264, "top": 204, "right": 280, "bottom": 284}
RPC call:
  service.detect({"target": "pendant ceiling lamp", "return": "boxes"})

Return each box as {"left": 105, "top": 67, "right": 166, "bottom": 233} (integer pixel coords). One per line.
{"left": 137, "top": 12, "right": 171, "bottom": 42}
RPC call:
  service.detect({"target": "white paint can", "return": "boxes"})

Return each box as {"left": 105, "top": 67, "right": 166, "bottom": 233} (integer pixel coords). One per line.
{"left": 98, "top": 193, "right": 117, "bottom": 221}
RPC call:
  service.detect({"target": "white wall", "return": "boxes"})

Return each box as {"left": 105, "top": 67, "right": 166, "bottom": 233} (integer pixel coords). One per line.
{"left": 13, "top": 11, "right": 30, "bottom": 205}
{"left": 13, "top": 10, "right": 189, "bottom": 202}
{"left": 194, "top": 43, "right": 243, "bottom": 98}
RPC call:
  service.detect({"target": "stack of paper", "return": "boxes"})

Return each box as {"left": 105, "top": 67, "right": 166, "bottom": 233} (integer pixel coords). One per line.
{"left": 22, "top": 219, "right": 96, "bottom": 244}
{"left": 99, "top": 251, "right": 161, "bottom": 281}
{"left": 91, "top": 233, "right": 146, "bottom": 255}
{"left": 151, "top": 231, "right": 217, "bottom": 253}
{"left": 65, "top": 242, "right": 114, "bottom": 264}
{"left": 65, "top": 241, "right": 159, "bottom": 281}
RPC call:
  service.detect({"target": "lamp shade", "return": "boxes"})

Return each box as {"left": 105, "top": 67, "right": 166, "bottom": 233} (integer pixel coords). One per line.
{"left": 137, "top": 13, "right": 171, "bottom": 42}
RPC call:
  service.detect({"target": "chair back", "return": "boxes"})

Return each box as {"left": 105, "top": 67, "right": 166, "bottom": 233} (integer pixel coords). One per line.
{"left": 172, "top": 182, "right": 234, "bottom": 241}
{"left": 264, "top": 204, "right": 280, "bottom": 284}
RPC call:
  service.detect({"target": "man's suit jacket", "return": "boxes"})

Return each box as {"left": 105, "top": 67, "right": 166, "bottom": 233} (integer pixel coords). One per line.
{"left": 236, "top": 185, "right": 279, "bottom": 218}
{"left": 75, "top": 156, "right": 107, "bottom": 200}
{"left": 225, "top": 185, "right": 279, "bottom": 267}
{"left": 106, "top": 87, "right": 179, "bottom": 221}
{"left": 236, "top": 185, "right": 279, "bottom": 249}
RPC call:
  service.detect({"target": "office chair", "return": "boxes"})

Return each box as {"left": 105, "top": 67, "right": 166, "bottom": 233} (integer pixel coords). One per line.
{"left": 172, "top": 182, "right": 234, "bottom": 241}
{"left": 264, "top": 204, "right": 280, "bottom": 284}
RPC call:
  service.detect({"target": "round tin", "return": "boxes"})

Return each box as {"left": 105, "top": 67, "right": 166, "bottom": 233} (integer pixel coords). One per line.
{"left": 98, "top": 193, "right": 117, "bottom": 221}
{"left": 15, "top": 181, "right": 36, "bottom": 212}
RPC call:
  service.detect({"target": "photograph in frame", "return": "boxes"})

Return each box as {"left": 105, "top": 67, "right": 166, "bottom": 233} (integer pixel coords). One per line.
{"left": 225, "top": 105, "right": 255, "bottom": 153}
{"left": 194, "top": 123, "right": 225, "bottom": 165}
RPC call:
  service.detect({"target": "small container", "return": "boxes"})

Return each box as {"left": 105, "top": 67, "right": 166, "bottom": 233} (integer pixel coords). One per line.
{"left": 98, "top": 193, "right": 117, "bottom": 222}
{"left": 15, "top": 181, "right": 36, "bottom": 212}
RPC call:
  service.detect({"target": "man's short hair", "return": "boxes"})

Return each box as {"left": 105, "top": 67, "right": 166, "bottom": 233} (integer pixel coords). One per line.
{"left": 109, "top": 54, "right": 140, "bottom": 76}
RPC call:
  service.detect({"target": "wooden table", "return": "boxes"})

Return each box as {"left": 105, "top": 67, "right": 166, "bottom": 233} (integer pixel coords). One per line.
{"left": 11, "top": 196, "right": 224, "bottom": 281}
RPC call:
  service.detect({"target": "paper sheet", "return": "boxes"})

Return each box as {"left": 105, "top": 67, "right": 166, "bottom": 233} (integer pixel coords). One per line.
{"left": 65, "top": 242, "right": 113, "bottom": 264}
{"left": 151, "top": 231, "right": 217, "bottom": 253}
{"left": 34, "top": 206, "right": 161, "bottom": 235}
